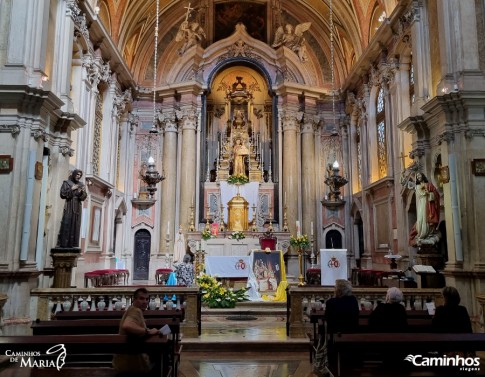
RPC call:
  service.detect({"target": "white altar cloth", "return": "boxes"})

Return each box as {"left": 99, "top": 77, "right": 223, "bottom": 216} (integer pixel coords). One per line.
{"left": 205, "top": 256, "right": 250, "bottom": 278}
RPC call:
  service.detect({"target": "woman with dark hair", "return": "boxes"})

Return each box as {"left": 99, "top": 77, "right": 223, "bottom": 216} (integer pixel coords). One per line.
{"left": 432, "top": 286, "right": 472, "bottom": 333}
{"left": 57, "top": 169, "right": 87, "bottom": 248}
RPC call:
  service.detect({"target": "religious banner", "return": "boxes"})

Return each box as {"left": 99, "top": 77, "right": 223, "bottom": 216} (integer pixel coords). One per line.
{"left": 320, "top": 249, "right": 347, "bottom": 286}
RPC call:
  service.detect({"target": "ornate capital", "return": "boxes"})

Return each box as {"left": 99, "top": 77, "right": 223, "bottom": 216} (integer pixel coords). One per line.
{"left": 0, "top": 124, "right": 21, "bottom": 136}
{"left": 32, "top": 129, "right": 47, "bottom": 142}
{"left": 279, "top": 110, "right": 303, "bottom": 131}
{"left": 176, "top": 108, "right": 198, "bottom": 130}
{"left": 158, "top": 112, "right": 178, "bottom": 132}
{"left": 60, "top": 146, "right": 74, "bottom": 157}
{"left": 112, "top": 88, "right": 133, "bottom": 119}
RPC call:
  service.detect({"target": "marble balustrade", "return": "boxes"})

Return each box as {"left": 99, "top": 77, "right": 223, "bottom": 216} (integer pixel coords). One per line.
{"left": 287, "top": 286, "right": 444, "bottom": 338}
{"left": 30, "top": 287, "right": 200, "bottom": 337}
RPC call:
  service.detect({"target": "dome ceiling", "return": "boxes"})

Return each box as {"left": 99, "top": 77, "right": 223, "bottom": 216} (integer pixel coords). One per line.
{"left": 96, "top": 0, "right": 396, "bottom": 86}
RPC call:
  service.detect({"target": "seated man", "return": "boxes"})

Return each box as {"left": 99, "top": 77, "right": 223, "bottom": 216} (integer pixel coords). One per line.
{"left": 112, "top": 288, "right": 161, "bottom": 375}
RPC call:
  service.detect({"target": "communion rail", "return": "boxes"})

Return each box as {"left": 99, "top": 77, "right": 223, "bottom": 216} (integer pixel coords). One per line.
{"left": 286, "top": 286, "right": 443, "bottom": 338}
{"left": 30, "top": 287, "right": 201, "bottom": 337}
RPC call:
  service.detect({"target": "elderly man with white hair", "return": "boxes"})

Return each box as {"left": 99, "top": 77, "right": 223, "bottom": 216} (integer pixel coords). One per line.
{"left": 368, "top": 287, "right": 408, "bottom": 332}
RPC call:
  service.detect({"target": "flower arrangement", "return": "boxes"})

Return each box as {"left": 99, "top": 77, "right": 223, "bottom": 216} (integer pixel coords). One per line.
{"left": 201, "top": 229, "right": 212, "bottom": 241}
{"left": 196, "top": 273, "right": 249, "bottom": 308}
{"left": 227, "top": 174, "right": 249, "bottom": 185}
{"left": 290, "top": 234, "right": 310, "bottom": 249}
{"left": 230, "top": 231, "right": 246, "bottom": 241}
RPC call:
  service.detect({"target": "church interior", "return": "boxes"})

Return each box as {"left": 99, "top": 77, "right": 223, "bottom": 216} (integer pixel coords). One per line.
{"left": 1, "top": 0, "right": 485, "bottom": 375}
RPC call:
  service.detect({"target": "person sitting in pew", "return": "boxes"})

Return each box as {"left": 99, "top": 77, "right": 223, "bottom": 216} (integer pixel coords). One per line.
{"left": 432, "top": 286, "right": 472, "bottom": 333}
{"left": 368, "top": 287, "right": 408, "bottom": 332}
{"left": 112, "top": 287, "right": 162, "bottom": 375}
{"left": 325, "top": 279, "right": 360, "bottom": 334}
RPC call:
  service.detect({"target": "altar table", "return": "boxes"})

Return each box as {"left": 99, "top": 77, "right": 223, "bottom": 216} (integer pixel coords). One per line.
{"left": 205, "top": 256, "right": 250, "bottom": 278}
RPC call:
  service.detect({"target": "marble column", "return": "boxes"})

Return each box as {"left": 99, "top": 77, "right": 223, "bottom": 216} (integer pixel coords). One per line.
{"left": 177, "top": 109, "right": 198, "bottom": 233}
{"left": 301, "top": 116, "right": 316, "bottom": 238}
{"left": 280, "top": 109, "right": 302, "bottom": 236}
{"left": 160, "top": 113, "right": 178, "bottom": 254}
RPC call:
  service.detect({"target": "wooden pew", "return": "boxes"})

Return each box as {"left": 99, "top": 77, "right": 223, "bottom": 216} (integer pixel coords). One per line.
{"left": 55, "top": 309, "right": 184, "bottom": 321}
{"left": 307, "top": 310, "right": 433, "bottom": 362}
{"left": 332, "top": 333, "right": 485, "bottom": 376}
{"left": 0, "top": 334, "right": 171, "bottom": 377}
{"left": 32, "top": 318, "right": 181, "bottom": 376}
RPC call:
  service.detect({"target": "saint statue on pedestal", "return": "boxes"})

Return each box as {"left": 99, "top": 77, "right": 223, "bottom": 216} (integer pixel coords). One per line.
{"left": 232, "top": 138, "right": 249, "bottom": 176}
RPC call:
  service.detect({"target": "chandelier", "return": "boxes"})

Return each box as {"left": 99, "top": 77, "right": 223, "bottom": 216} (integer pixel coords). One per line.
{"left": 140, "top": 0, "right": 165, "bottom": 198}
{"left": 322, "top": 0, "right": 348, "bottom": 208}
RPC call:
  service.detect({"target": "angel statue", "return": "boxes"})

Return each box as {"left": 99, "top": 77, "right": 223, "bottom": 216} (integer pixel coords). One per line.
{"left": 175, "top": 20, "right": 206, "bottom": 56}
{"left": 272, "top": 22, "right": 311, "bottom": 62}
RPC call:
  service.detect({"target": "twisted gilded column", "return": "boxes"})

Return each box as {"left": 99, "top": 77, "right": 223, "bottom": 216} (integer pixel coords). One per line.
{"left": 281, "top": 109, "right": 302, "bottom": 236}
{"left": 177, "top": 109, "right": 198, "bottom": 232}
{"left": 159, "top": 112, "right": 178, "bottom": 254}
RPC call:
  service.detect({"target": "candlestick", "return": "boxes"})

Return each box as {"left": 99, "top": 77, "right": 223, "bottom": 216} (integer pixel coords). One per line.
{"left": 296, "top": 220, "right": 301, "bottom": 237}
{"left": 167, "top": 221, "right": 170, "bottom": 235}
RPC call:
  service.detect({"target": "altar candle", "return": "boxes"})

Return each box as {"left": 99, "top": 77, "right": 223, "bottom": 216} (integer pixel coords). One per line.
{"left": 311, "top": 222, "right": 314, "bottom": 236}
{"left": 296, "top": 221, "right": 301, "bottom": 236}
{"left": 285, "top": 191, "right": 287, "bottom": 205}
{"left": 167, "top": 221, "right": 170, "bottom": 235}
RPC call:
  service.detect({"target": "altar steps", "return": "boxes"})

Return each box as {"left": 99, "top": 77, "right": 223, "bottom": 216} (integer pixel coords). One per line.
{"left": 183, "top": 301, "right": 308, "bottom": 353}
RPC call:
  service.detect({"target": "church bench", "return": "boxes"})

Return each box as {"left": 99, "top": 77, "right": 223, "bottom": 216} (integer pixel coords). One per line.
{"left": 331, "top": 333, "right": 485, "bottom": 376}
{"left": 0, "top": 334, "right": 172, "bottom": 377}
{"left": 307, "top": 316, "right": 434, "bottom": 363}
{"left": 309, "top": 309, "right": 432, "bottom": 342}
{"left": 31, "top": 319, "right": 181, "bottom": 376}
{"left": 55, "top": 308, "right": 184, "bottom": 321}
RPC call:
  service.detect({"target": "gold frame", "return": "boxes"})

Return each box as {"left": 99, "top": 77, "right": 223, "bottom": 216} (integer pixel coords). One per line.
{"left": 472, "top": 159, "right": 485, "bottom": 176}
{"left": 0, "top": 155, "right": 13, "bottom": 174}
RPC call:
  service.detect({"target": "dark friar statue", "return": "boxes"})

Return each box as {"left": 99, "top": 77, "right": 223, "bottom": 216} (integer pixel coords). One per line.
{"left": 57, "top": 169, "right": 88, "bottom": 248}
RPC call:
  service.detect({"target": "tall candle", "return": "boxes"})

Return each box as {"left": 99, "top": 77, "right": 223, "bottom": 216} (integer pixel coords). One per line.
{"left": 296, "top": 221, "right": 301, "bottom": 237}
{"left": 167, "top": 221, "right": 170, "bottom": 235}
{"left": 311, "top": 221, "right": 314, "bottom": 236}
{"left": 285, "top": 191, "right": 287, "bottom": 205}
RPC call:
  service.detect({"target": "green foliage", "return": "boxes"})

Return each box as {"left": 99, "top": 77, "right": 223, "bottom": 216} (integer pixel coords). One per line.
{"left": 230, "top": 231, "right": 246, "bottom": 241}
{"left": 290, "top": 234, "right": 310, "bottom": 248}
{"left": 196, "top": 273, "right": 249, "bottom": 308}
{"left": 227, "top": 174, "right": 249, "bottom": 185}
{"left": 201, "top": 230, "right": 212, "bottom": 240}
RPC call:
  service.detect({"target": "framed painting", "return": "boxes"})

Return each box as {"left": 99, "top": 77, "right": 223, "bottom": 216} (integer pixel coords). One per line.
{"left": 0, "top": 155, "right": 13, "bottom": 174}
{"left": 214, "top": 2, "right": 267, "bottom": 42}
{"left": 472, "top": 159, "right": 485, "bottom": 176}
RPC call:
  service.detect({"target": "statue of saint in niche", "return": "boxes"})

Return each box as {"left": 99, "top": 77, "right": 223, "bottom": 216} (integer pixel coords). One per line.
{"left": 232, "top": 138, "right": 249, "bottom": 176}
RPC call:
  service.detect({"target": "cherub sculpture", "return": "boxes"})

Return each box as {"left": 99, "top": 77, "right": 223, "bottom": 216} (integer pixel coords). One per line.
{"left": 175, "top": 20, "right": 206, "bottom": 56}
{"left": 272, "top": 22, "right": 311, "bottom": 62}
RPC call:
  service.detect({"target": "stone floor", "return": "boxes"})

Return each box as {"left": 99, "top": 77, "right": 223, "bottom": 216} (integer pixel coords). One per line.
{"left": 178, "top": 305, "right": 314, "bottom": 377}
